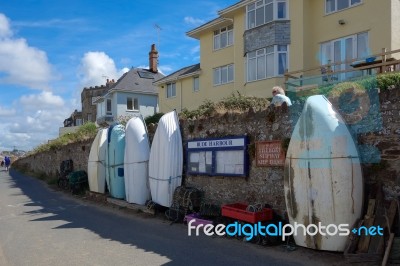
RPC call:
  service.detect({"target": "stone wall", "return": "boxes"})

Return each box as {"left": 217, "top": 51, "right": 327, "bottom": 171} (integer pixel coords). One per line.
{"left": 180, "top": 88, "right": 400, "bottom": 216}
{"left": 13, "top": 88, "right": 400, "bottom": 216}
{"left": 14, "top": 139, "right": 93, "bottom": 180}
{"left": 181, "top": 107, "right": 292, "bottom": 215}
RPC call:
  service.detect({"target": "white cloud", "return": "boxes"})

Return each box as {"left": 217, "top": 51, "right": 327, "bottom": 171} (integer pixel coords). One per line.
{"left": 0, "top": 105, "right": 16, "bottom": 116}
{"left": 158, "top": 65, "right": 173, "bottom": 75}
{"left": 184, "top": 16, "right": 205, "bottom": 26}
{"left": 0, "top": 14, "right": 12, "bottom": 38}
{"left": 0, "top": 90, "right": 71, "bottom": 151}
{"left": 78, "top": 51, "right": 128, "bottom": 87}
{"left": 20, "top": 91, "right": 64, "bottom": 109}
{"left": 190, "top": 45, "right": 200, "bottom": 55}
{"left": 0, "top": 13, "right": 54, "bottom": 90}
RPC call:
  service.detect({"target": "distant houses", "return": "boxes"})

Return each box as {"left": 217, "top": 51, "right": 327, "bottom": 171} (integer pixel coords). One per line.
{"left": 61, "top": 44, "right": 163, "bottom": 134}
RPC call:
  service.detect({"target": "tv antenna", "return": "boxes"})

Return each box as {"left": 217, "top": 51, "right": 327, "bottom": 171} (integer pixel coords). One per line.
{"left": 154, "top": 24, "right": 162, "bottom": 48}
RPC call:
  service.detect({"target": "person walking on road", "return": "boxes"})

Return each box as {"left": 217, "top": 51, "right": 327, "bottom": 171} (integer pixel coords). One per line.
{"left": 4, "top": 156, "right": 10, "bottom": 171}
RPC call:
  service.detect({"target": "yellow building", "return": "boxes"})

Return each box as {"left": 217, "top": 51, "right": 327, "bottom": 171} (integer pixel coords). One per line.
{"left": 157, "top": 0, "right": 400, "bottom": 113}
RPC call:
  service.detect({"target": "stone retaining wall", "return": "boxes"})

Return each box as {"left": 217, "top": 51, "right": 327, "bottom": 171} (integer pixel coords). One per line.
{"left": 13, "top": 88, "right": 400, "bottom": 216}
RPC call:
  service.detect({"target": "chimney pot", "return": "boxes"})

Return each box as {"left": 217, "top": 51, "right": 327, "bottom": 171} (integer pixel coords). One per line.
{"left": 149, "top": 43, "right": 158, "bottom": 73}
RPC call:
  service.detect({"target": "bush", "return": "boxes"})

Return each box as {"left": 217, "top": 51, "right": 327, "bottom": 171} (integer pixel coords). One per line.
{"left": 145, "top": 113, "right": 164, "bottom": 124}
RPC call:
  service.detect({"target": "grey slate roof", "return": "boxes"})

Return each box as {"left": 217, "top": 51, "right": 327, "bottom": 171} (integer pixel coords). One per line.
{"left": 109, "top": 68, "right": 164, "bottom": 95}
{"left": 153, "top": 63, "right": 200, "bottom": 85}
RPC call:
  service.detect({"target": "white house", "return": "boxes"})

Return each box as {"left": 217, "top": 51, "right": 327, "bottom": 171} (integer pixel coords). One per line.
{"left": 95, "top": 44, "right": 164, "bottom": 124}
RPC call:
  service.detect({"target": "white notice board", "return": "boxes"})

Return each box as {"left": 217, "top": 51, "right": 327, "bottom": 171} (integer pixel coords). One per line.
{"left": 187, "top": 136, "right": 248, "bottom": 177}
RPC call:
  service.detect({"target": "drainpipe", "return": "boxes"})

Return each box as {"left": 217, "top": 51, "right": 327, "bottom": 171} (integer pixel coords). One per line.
{"left": 179, "top": 78, "right": 182, "bottom": 113}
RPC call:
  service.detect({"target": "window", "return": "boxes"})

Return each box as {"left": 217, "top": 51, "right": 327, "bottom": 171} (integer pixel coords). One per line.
{"left": 325, "top": 0, "right": 361, "bottom": 14}
{"left": 246, "top": 45, "right": 288, "bottom": 82}
{"left": 193, "top": 76, "right": 199, "bottom": 92}
{"left": 87, "top": 113, "right": 92, "bottom": 122}
{"left": 127, "top": 97, "right": 139, "bottom": 111}
{"left": 320, "top": 32, "right": 368, "bottom": 79}
{"left": 106, "top": 99, "right": 112, "bottom": 115}
{"left": 213, "top": 64, "right": 234, "bottom": 86}
{"left": 247, "top": 0, "right": 287, "bottom": 30}
{"left": 75, "top": 119, "right": 82, "bottom": 126}
{"left": 213, "top": 25, "right": 233, "bottom": 50}
{"left": 167, "top": 83, "right": 176, "bottom": 98}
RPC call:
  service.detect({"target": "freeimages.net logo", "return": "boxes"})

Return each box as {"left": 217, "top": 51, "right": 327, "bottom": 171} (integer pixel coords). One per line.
{"left": 187, "top": 220, "right": 384, "bottom": 241}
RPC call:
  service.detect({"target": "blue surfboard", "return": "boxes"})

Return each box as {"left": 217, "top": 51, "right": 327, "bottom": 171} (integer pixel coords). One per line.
{"left": 106, "top": 123, "right": 126, "bottom": 199}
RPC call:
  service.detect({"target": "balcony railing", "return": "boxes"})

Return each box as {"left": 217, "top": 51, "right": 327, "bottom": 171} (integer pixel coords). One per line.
{"left": 284, "top": 48, "right": 400, "bottom": 92}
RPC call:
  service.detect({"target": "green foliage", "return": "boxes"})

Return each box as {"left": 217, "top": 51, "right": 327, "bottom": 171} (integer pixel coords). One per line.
{"left": 377, "top": 73, "right": 400, "bottom": 90}
{"left": 30, "top": 122, "right": 98, "bottom": 154}
{"left": 145, "top": 113, "right": 164, "bottom": 124}
{"left": 218, "top": 91, "right": 269, "bottom": 111}
{"left": 327, "top": 81, "right": 367, "bottom": 98}
{"left": 180, "top": 92, "right": 269, "bottom": 119}
{"left": 181, "top": 100, "right": 216, "bottom": 119}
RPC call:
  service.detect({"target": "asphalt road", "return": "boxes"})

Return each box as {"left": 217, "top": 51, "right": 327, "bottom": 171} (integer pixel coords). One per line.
{"left": 0, "top": 169, "right": 344, "bottom": 266}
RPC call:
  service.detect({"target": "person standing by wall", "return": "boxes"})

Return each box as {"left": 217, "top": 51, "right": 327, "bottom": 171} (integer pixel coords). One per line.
{"left": 270, "top": 86, "right": 292, "bottom": 107}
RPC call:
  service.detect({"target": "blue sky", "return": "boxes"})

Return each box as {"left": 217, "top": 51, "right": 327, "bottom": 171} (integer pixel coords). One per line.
{"left": 0, "top": 0, "right": 237, "bottom": 151}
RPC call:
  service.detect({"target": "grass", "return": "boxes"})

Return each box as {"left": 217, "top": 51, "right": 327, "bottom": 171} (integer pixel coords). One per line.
{"left": 181, "top": 91, "right": 269, "bottom": 119}
{"left": 30, "top": 122, "right": 98, "bottom": 154}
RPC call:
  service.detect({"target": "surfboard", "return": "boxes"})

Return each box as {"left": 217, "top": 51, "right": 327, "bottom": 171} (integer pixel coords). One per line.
{"left": 87, "top": 128, "right": 107, "bottom": 193}
{"left": 284, "top": 95, "right": 363, "bottom": 252}
{"left": 124, "top": 116, "right": 151, "bottom": 205}
{"left": 106, "top": 124, "right": 126, "bottom": 199}
{"left": 149, "top": 111, "right": 183, "bottom": 207}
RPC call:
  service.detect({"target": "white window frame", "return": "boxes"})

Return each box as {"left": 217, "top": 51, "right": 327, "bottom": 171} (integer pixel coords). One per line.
{"left": 213, "top": 64, "right": 234, "bottom": 86}
{"left": 246, "top": 0, "right": 288, "bottom": 30}
{"left": 320, "top": 32, "right": 368, "bottom": 79}
{"left": 193, "top": 76, "right": 199, "bottom": 92}
{"left": 106, "top": 99, "right": 112, "bottom": 115}
{"left": 325, "top": 0, "right": 362, "bottom": 14}
{"left": 246, "top": 45, "right": 288, "bottom": 82}
{"left": 213, "top": 25, "right": 234, "bottom": 50}
{"left": 166, "top": 83, "right": 176, "bottom": 98}
{"left": 126, "top": 97, "right": 139, "bottom": 111}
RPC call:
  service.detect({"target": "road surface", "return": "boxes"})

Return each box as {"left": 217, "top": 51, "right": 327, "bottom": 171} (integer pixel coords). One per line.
{"left": 0, "top": 169, "right": 344, "bottom": 266}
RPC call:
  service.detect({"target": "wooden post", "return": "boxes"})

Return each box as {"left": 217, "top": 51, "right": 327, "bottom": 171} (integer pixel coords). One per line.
{"left": 382, "top": 48, "right": 387, "bottom": 73}
{"left": 382, "top": 233, "right": 395, "bottom": 266}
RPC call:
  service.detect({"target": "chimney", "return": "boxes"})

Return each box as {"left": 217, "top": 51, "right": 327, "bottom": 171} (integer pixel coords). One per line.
{"left": 106, "top": 79, "right": 115, "bottom": 86}
{"left": 149, "top": 44, "right": 158, "bottom": 73}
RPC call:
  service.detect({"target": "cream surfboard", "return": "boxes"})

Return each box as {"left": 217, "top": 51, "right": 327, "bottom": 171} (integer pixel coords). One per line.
{"left": 284, "top": 95, "right": 363, "bottom": 251}
{"left": 149, "top": 111, "right": 183, "bottom": 207}
{"left": 124, "top": 116, "right": 151, "bottom": 205}
{"left": 88, "top": 128, "right": 107, "bottom": 193}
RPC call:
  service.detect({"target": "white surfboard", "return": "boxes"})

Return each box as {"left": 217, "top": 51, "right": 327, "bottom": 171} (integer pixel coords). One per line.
{"left": 88, "top": 128, "right": 107, "bottom": 193}
{"left": 284, "top": 95, "right": 363, "bottom": 251}
{"left": 149, "top": 111, "right": 183, "bottom": 207}
{"left": 124, "top": 116, "right": 151, "bottom": 205}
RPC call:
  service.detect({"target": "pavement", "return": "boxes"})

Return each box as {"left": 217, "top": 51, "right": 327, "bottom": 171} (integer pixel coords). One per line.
{"left": 1, "top": 167, "right": 355, "bottom": 265}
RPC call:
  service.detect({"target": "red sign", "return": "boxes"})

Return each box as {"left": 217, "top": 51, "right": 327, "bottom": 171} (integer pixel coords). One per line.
{"left": 256, "top": 141, "right": 285, "bottom": 166}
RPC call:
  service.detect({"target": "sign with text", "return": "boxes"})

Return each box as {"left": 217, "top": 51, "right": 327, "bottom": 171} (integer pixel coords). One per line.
{"left": 187, "top": 136, "right": 249, "bottom": 177}
{"left": 256, "top": 141, "right": 285, "bottom": 167}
